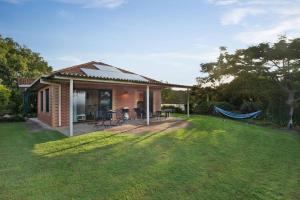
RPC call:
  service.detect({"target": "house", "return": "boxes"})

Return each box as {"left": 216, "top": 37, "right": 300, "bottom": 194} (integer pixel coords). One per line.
{"left": 27, "top": 61, "right": 191, "bottom": 136}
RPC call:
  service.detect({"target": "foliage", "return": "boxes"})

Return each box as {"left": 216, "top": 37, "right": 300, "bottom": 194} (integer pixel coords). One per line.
{"left": 0, "top": 114, "right": 25, "bottom": 122}
{"left": 214, "top": 101, "right": 236, "bottom": 111}
{"left": 197, "top": 37, "right": 300, "bottom": 127}
{"left": 193, "top": 101, "right": 235, "bottom": 114}
{"left": 0, "top": 34, "right": 52, "bottom": 89}
{"left": 0, "top": 84, "right": 10, "bottom": 113}
{"left": 193, "top": 101, "right": 214, "bottom": 114}
{"left": 8, "top": 90, "right": 23, "bottom": 114}
{"left": 240, "top": 101, "right": 263, "bottom": 113}
{"left": 1, "top": 116, "right": 300, "bottom": 199}
{"left": 161, "top": 88, "right": 187, "bottom": 104}
{"left": 161, "top": 105, "right": 184, "bottom": 113}
{"left": 0, "top": 34, "right": 52, "bottom": 115}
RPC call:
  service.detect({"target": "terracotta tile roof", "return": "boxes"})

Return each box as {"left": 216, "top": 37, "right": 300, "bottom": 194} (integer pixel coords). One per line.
{"left": 53, "top": 61, "right": 99, "bottom": 75}
{"left": 17, "top": 78, "right": 35, "bottom": 86}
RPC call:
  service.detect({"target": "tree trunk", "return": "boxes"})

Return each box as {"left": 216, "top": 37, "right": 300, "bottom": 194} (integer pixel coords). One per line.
{"left": 287, "top": 91, "right": 295, "bottom": 129}
{"left": 287, "top": 105, "right": 294, "bottom": 129}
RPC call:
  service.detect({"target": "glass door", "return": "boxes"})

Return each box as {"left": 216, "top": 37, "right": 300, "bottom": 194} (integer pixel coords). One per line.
{"left": 98, "top": 89, "right": 112, "bottom": 119}
{"left": 73, "top": 90, "right": 86, "bottom": 122}
{"left": 143, "top": 91, "right": 153, "bottom": 114}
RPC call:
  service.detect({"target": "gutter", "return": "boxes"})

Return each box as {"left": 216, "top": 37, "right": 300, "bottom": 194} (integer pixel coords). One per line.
{"left": 52, "top": 75, "right": 193, "bottom": 89}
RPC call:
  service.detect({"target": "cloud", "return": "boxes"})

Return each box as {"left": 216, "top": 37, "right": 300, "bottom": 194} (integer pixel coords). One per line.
{"left": 221, "top": 7, "right": 264, "bottom": 26}
{"left": 276, "top": 7, "right": 300, "bottom": 17}
{"left": 209, "top": 0, "right": 300, "bottom": 44}
{"left": 1, "top": 0, "right": 26, "bottom": 4}
{"left": 1, "top": 0, "right": 126, "bottom": 8}
{"left": 236, "top": 17, "right": 300, "bottom": 44}
{"left": 54, "top": 0, "right": 126, "bottom": 9}
{"left": 209, "top": 0, "right": 239, "bottom": 6}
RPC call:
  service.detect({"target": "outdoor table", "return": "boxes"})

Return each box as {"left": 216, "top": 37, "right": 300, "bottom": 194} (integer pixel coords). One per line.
{"left": 162, "top": 109, "right": 172, "bottom": 118}
{"left": 107, "top": 110, "right": 117, "bottom": 126}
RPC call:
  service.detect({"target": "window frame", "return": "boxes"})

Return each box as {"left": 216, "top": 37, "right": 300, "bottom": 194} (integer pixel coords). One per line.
{"left": 40, "top": 90, "right": 44, "bottom": 112}
{"left": 45, "top": 88, "right": 49, "bottom": 113}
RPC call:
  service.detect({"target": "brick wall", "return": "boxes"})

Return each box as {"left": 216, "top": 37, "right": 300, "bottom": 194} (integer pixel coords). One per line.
{"left": 37, "top": 85, "right": 53, "bottom": 126}
{"left": 153, "top": 89, "right": 161, "bottom": 112}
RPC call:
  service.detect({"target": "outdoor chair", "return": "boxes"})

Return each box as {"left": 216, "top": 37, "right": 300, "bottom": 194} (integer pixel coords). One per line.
{"left": 134, "top": 108, "right": 144, "bottom": 119}
{"left": 115, "top": 109, "right": 125, "bottom": 125}
{"left": 154, "top": 111, "right": 164, "bottom": 120}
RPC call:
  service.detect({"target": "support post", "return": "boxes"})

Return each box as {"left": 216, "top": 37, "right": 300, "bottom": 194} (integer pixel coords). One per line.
{"left": 58, "top": 84, "right": 62, "bottom": 127}
{"left": 187, "top": 88, "right": 190, "bottom": 118}
{"left": 69, "top": 79, "right": 73, "bottom": 136}
{"left": 146, "top": 85, "right": 150, "bottom": 125}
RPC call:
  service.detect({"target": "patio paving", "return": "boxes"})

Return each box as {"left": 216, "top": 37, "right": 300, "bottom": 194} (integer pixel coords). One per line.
{"left": 25, "top": 118, "right": 55, "bottom": 132}
{"left": 56, "top": 117, "right": 189, "bottom": 136}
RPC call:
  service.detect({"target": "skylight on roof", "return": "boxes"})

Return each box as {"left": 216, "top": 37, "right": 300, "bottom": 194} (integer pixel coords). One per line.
{"left": 94, "top": 64, "right": 121, "bottom": 72}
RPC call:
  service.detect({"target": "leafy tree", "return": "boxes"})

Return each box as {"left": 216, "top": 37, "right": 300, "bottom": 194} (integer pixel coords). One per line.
{"left": 161, "top": 88, "right": 187, "bottom": 104}
{"left": 198, "top": 37, "right": 300, "bottom": 128}
{"left": 0, "top": 84, "right": 10, "bottom": 113}
{"left": 0, "top": 35, "right": 52, "bottom": 89}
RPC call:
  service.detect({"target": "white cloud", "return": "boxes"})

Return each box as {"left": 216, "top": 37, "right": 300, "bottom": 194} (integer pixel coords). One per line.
{"left": 221, "top": 7, "right": 264, "bottom": 26}
{"left": 209, "top": 0, "right": 300, "bottom": 44}
{"left": 1, "top": 0, "right": 26, "bottom": 4}
{"left": 209, "top": 0, "right": 239, "bottom": 6}
{"left": 55, "top": 0, "right": 126, "bottom": 9}
{"left": 1, "top": 0, "right": 126, "bottom": 8}
{"left": 276, "top": 7, "right": 300, "bottom": 17}
{"left": 209, "top": 0, "right": 297, "bottom": 7}
{"left": 236, "top": 17, "right": 300, "bottom": 44}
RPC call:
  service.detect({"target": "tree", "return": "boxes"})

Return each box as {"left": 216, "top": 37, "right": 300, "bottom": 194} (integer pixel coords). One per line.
{"left": 0, "top": 84, "right": 10, "bottom": 113}
{"left": 198, "top": 37, "right": 300, "bottom": 128}
{"left": 161, "top": 88, "right": 187, "bottom": 104}
{"left": 0, "top": 35, "right": 52, "bottom": 89}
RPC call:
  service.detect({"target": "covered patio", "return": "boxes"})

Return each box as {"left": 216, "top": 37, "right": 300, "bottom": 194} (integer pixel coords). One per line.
{"left": 28, "top": 61, "right": 192, "bottom": 136}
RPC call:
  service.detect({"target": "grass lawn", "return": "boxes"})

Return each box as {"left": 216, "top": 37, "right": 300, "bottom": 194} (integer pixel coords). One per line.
{"left": 0, "top": 115, "right": 299, "bottom": 200}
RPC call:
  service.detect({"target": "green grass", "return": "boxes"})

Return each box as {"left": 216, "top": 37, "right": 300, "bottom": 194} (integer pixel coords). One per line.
{"left": 0, "top": 115, "right": 299, "bottom": 200}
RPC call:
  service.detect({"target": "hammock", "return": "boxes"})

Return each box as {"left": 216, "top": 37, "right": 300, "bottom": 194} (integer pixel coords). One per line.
{"left": 214, "top": 106, "right": 261, "bottom": 119}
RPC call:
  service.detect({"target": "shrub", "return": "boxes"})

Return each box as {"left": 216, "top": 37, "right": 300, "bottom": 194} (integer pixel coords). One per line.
{"left": 194, "top": 101, "right": 236, "bottom": 115}
{"left": 0, "top": 84, "right": 11, "bottom": 114}
{"left": 193, "top": 102, "right": 214, "bottom": 114}
{"left": 9, "top": 90, "right": 23, "bottom": 114}
{"left": 161, "top": 105, "right": 184, "bottom": 113}
{"left": 0, "top": 114, "right": 25, "bottom": 122}
{"left": 240, "top": 101, "right": 263, "bottom": 113}
{"left": 214, "top": 101, "right": 235, "bottom": 111}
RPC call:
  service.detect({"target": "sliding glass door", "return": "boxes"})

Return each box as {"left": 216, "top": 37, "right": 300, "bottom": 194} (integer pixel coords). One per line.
{"left": 98, "top": 89, "right": 112, "bottom": 119}
{"left": 73, "top": 89, "right": 113, "bottom": 121}
{"left": 73, "top": 90, "right": 86, "bottom": 122}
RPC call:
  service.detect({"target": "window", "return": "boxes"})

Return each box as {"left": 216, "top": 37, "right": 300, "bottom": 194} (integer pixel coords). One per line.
{"left": 40, "top": 91, "right": 43, "bottom": 111}
{"left": 45, "top": 89, "right": 49, "bottom": 112}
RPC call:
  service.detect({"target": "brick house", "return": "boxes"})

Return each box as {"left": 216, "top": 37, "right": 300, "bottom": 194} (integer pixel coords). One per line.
{"left": 28, "top": 61, "right": 191, "bottom": 136}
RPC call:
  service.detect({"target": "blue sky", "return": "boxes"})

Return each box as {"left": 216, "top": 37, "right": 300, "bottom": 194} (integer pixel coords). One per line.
{"left": 1, "top": 0, "right": 299, "bottom": 85}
